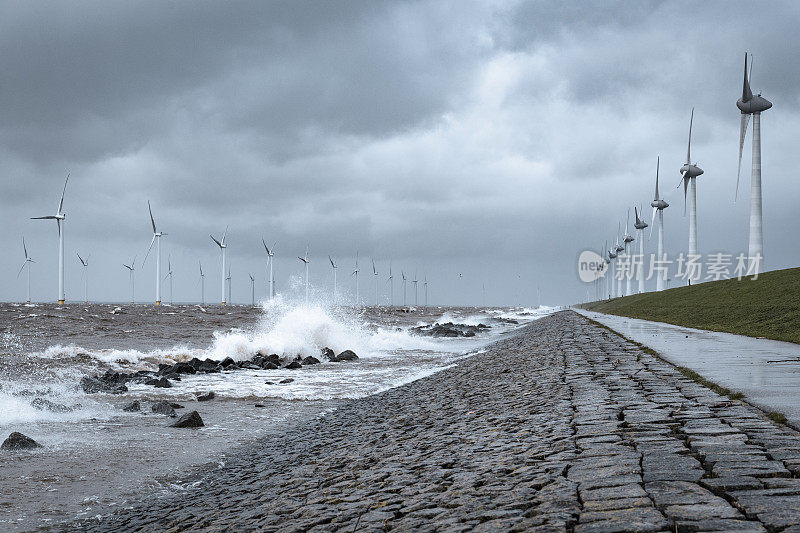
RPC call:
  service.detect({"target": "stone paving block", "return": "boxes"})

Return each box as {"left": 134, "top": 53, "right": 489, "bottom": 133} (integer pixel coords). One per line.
{"left": 574, "top": 507, "right": 670, "bottom": 533}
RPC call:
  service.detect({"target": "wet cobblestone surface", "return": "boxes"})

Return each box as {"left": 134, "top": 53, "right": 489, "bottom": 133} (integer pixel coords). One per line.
{"left": 64, "top": 311, "right": 800, "bottom": 531}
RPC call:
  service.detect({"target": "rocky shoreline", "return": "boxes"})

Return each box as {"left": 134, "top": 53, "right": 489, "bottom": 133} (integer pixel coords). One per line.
{"left": 60, "top": 311, "right": 800, "bottom": 531}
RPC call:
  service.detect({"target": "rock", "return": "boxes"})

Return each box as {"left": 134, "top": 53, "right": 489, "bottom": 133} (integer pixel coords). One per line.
{"left": 301, "top": 356, "right": 321, "bottom": 365}
{"left": 262, "top": 362, "right": 279, "bottom": 370}
{"left": 256, "top": 352, "right": 281, "bottom": 366}
{"left": 122, "top": 400, "right": 140, "bottom": 412}
{"left": 172, "top": 362, "right": 197, "bottom": 375}
{"left": 169, "top": 402, "right": 184, "bottom": 409}
{"left": 264, "top": 381, "right": 275, "bottom": 385}
{"left": 320, "top": 347, "right": 336, "bottom": 360}
{"left": 31, "top": 397, "right": 73, "bottom": 413}
{"left": 198, "top": 360, "right": 221, "bottom": 373}
{"left": 2, "top": 432, "right": 41, "bottom": 450}
{"left": 145, "top": 377, "right": 172, "bottom": 388}
{"left": 279, "top": 378, "right": 294, "bottom": 384}
{"left": 220, "top": 357, "right": 236, "bottom": 368}
{"left": 254, "top": 403, "right": 265, "bottom": 408}
{"left": 285, "top": 361, "right": 302, "bottom": 370}
{"left": 196, "top": 392, "right": 216, "bottom": 402}
{"left": 80, "top": 376, "right": 128, "bottom": 394}
{"left": 188, "top": 357, "right": 204, "bottom": 370}
{"left": 171, "top": 410, "right": 204, "bottom": 428}
{"left": 151, "top": 400, "right": 177, "bottom": 417}
{"left": 335, "top": 350, "right": 359, "bottom": 361}
{"left": 410, "top": 322, "right": 483, "bottom": 338}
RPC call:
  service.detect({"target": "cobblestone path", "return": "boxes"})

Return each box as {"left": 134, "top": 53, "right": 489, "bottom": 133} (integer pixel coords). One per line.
{"left": 66, "top": 311, "right": 800, "bottom": 532}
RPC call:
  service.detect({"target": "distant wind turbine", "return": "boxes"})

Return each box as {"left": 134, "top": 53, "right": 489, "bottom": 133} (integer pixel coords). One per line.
{"left": 401, "top": 270, "right": 407, "bottom": 306}
{"left": 164, "top": 255, "right": 174, "bottom": 305}
{"left": 226, "top": 266, "right": 232, "bottom": 305}
{"left": 329, "top": 256, "right": 337, "bottom": 299}
{"left": 678, "top": 108, "right": 704, "bottom": 265}
{"left": 249, "top": 273, "right": 255, "bottom": 307}
{"left": 614, "top": 223, "right": 624, "bottom": 298}
{"left": 262, "top": 239, "right": 275, "bottom": 299}
{"left": 18, "top": 237, "right": 35, "bottom": 304}
{"left": 297, "top": 246, "right": 310, "bottom": 302}
{"left": 423, "top": 274, "right": 428, "bottom": 307}
{"left": 77, "top": 253, "right": 89, "bottom": 304}
{"left": 736, "top": 53, "right": 772, "bottom": 269}
{"left": 412, "top": 272, "right": 419, "bottom": 306}
{"left": 142, "top": 201, "right": 167, "bottom": 305}
{"left": 123, "top": 256, "right": 136, "bottom": 304}
{"left": 623, "top": 209, "right": 635, "bottom": 297}
{"left": 387, "top": 262, "right": 394, "bottom": 306}
{"left": 650, "top": 156, "right": 669, "bottom": 291}
{"left": 607, "top": 240, "right": 618, "bottom": 298}
{"left": 633, "top": 207, "right": 648, "bottom": 294}
{"left": 210, "top": 227, "right": 228, "bottom": 305}
{"left": 352, "top": 252, "right": 360, "bottom": 305}
{"left": 372, "top": 259, "right": 378, "bottom": 306}
{"left": 199, "top": 261, "right": 205, "bottom": 305}
{"left": 31, "top": 173, "right": 69, "bottom": 304}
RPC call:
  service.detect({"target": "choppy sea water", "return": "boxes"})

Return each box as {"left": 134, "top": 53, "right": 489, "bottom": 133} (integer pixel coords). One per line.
{"left": 0, "top": 299, "right": 553, "bottom": 530}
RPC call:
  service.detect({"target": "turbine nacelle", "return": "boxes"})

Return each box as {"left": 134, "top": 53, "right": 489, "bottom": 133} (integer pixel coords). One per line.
{"left": 651, "top": 199, "right": 669, "bottom": 210}
{"left": 737, "top": 95, "right": 772, "bottom": 115}
{"left": 679, "top": 164, "right": 704, "bottom": 179}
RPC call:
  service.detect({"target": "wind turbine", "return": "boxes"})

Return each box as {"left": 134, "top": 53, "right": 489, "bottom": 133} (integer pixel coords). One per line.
{"left": 199, "top": 261, "right": 205, "bottom": 305}
{"left": 31, "top": 173, "right": 69, "bottom": 304}
{"left": 736, "top": 53, "right": 772, "bottom": 269}
{"left": 77, "top": 253, "right": 89, "bottom": 304}
{"left": 352, "top": 252, "right": 359, "bottom": 305}
{"left": 210, "top": 227, "right": 228, "bottom": 305}
{"left": 623, "top": 209, "right": 635, "bottom": 296}
{"left": 372, "top": 259, "right": 378, "bottom": 306}
{"left": 18, "top": 238, "right": 35, "bottom": 304}
{"left": 164, "top": 255, "right": 174, "bottom": 305}
{"left": 633, "top": 207, "right": 648, "bottom": 294}
{"left": 249, "top": 273, "right": 255, "bottom": 307}
{"left": 123, "top": 256, "right": 136, "bottom": 304}
{"left": 297, "top": 246, "right": 310, "bottom": 302}
{"left": 401, "top": 271, "right": 407, "bottom": 306}
{"left": 650, "top": 156, "right": 669, "bottom": 291}
{"left": 412, "top": 272, "right": 419, "bottom": 306}
{"left": 387, "top": 262, "right": 394, "bottom": 306}
{"left": 329, "top": 256, "right": 337, "bottom": 299}
{"left": 614, "top": 224, "right": 624, "bottom": 298}
{"left": 607, "top": 243, "right": 617, "bottom": 299}
{"left": 142, "top": 201, "right": 167, "bottom": 305}
{"left": 262, "top": 239, "right": 275, "bottom": 299}
{"left": 423, "top": 274, "right": 428, "bottom": 307}
{"left": 226, "top": 266, "right": 232, "bottom": 305}
{"left": 678, "top": 108, "right": 704, "bottom": 264}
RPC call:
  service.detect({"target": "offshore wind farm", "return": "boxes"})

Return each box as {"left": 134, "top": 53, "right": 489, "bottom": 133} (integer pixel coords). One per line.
{"left": 2, "top": 2, "right": 800, "bottom": 532}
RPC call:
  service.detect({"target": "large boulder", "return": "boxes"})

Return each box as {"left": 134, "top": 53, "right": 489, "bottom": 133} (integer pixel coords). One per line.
{"left": 2, "top": 432, "right": 41, "bottom": 450}
{"left": 151, "top": 400, "right": 177, "bottom": 417}
{"left": 285, "top": 361, "right": 302, "bottom": 370}
{"left": 122, "top": 400, "right": 141, "bottom": 412}
{"left": 301, "top": 356, "right": 321, "bottom": 366}
{"left": 145, "top": 377, "right": 172, "bottom": 388}
{"left": 80, "top": 376, "right": 128, "bottom": 394}
{"left": 334, "top": 350, "right": 359, "bottom": 362}
{"left": 220, "top": 357, "right": 236, "bottom": 368}
{"left": 320, "top": 347, "right": 336, "bottom": 360}
{"left": 196, "top": 392, "right": 216, "bottom": 402}
{"left": 31, "top": 397, "right": 73, "bottom": 413}
{"left": 262, "top": 362, "right": 279, "bottom": 370}
{"left": 256, "top": 352, "right": 281, "bottom": 366}
{"left": 198, "top": 359, "right": 220, "bottom": 373}
{"left": 171, "top": 411, "right": 204, "bottom": 428}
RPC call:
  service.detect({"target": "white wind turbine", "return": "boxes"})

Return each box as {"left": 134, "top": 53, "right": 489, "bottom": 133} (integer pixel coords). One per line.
{"left": 633, "top": 206, "right": 648, "bottom": 294}
{"left": 31, "top": 173, "right": 70, "bottom": 304}
{"left": 297, "top": 246, "right": 310, "bottom": 302}
{"left": 164, "top": 255, "right": 174, "bottom": 305}
{"left": 142, "top": 201, "right": 167, "bottom": 305}
{"left": 401, "top": 271, "right": 407, "bottom": 306}
{"left": 226, "top": 266, "right": 232, "bottom": 305}
{"left": 650, "top": 156, "right": 670, "bottom": 291}
{"left": 607, "top": 241, "right": 618, "bottom": 299}
{"left": 677, "top": 109, "right": 704, "bottom": 268}
{"left": 412, "top": 272, "right": 419, "bottom": 306}
{"left": 329, "top": 256, "right": 337, "bottom": 299}
{"left": 352, "top": 252, "right": 360, "bottom": 306}
{"left": 210, "top": 227, "right": 228, "bottom": 305}
{"left": 623, "top": 209, "right": 635, "bottom": 297}
{"left": 614, "top": 224, "right": 624, "bottom": 298}
{"left": 262, "top": 239, "right": 275, "bottom": 299}
{"left": 77, "top": 253, "right": 89, "bottom": 304}
{"left": 736, "top": 53, "right": 772, "bottom": 269}
{"left": 198, "top": 261, "right": 205, "bottom": 305}
{"left": 372, "top": 259, "right": 379, "bottom": 306}
{"left": 387, "top": 262, "right": 394, "bottom": 306}
{"left": 18, "top": 237, "right": 35, "bottom": 304}
{"left": 423, "top": 274, "right": 428, "bottom": 307}
{"left": 123, "top": 256, "right": 136, "bottom": 304}
{"left": 249, "top": 273, "right": 255, "bottom": 307}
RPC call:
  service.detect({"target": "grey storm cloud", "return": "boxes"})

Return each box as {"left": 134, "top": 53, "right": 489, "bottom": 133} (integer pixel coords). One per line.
{"left": 0, "top": 0, "right": 798, "bottom": 306}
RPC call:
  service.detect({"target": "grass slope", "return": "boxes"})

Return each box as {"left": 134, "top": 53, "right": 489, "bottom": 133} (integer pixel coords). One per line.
{"left": 580, "top": 267, "right": 800, "bottom": 344}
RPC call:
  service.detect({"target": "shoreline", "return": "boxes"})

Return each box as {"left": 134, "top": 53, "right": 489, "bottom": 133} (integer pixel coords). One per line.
{"left": 62, "top": 311, "right": 800, "bottom": 531}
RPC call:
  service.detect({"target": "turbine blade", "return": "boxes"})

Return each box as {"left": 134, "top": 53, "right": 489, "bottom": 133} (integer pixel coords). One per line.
{"left": 742, "top": 52, "right": 752, "bottom": 102}
{"left": 654, "top": 156, "right": 660, "bottom": 200}
{"left": 221, "top": 226, "right": 228, "bottom": 245}
{"left": 31, "top": 216, "right": 58, "bottom": 220}
{"left": 142, "top": 235, "right": 156, "bottom": 265}
{"left": 199, "top": 261, "right": 203, "bottom": 276}
{"left": 210, "top": 235, "right": 222, "bottom": 247}
{"left": 683, "top": 176, "right": 689, "bottom": 216}
{"left": 262, "top": 238, "right": 270, "bottom": 255}
{"left": 58, "top": 172, "right": 69, "bottom": 214}
{"left": 17, "top": 262, "right": 27, "bottom": 278}
{"left": 650, "top": 207, "right": 657, "bottom": 237}
{"left": 736, "top": 113, "right": 750, "bottom": 201}
{"left": 23, "top": 237, "right": 28, "bottom": 259}
{"left": 148, "top": 201, "right": 157, "bottom": 233}
{"left": 687, "top": 108, "right": 694, "bottom": 165}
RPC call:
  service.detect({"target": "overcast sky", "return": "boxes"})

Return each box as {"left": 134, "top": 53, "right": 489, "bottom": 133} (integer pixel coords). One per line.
{"left": 1, "top": 0, "right": 798, "bottom": 306}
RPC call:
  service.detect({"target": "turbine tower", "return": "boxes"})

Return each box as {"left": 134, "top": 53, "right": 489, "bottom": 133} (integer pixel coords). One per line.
{"left": 650, "top": 157, "right": 669, "bottom": 291}
{"left": 297, "top": 246, "right": 310, "bottom": 302}
{"left": 633, "top": 207, "right": 648, "bottom": 294}
{"left": 412, "top": 272, "right": 419, "bottom": 306}
{"left": 423, "top": 274, "right": 428, "bottom": 307}
{"left": 607, "top": 243, "right": 618, "bottom": 299}
{"left": 614, "top": 225, "right": 624, "bottom": 298}
{"left": 352, "top": 252, "right": 360, "bottom": 306}
{"left": 736, "top": 53, "right": 772, "bottom": 269}
{"left": 199, "top": 261, "right": 205, "bottom": 305}
{"left": 372, "top": 259, "right": 378, "bottom": 306}
{"left": 401, "top": 271, "right": 407, "bottom": 306}
{"left": 210, "top": 227, "right": 228, "bottom": 305}
{"left": 388, "top": 262, "right": 394, "bottom": 306}
{"left": 262, "top": 239, "right": 275, "bottom": 299}
{"left": 226, "top": 267, "right": 232, "bottom": 305}
{"left": 77, "top": 253, "right": 89, "bottom": 304}
{"left": 123, "top": 256, "right": 136, "bottom": 304}
{"left": 678, "top": 109, "right": 704, "bottom": 264}
{"left": 602, "top": 241, "right": 611, "bottom": 299}
{"left": 623, "top": 210, "right": 635, "bottom": 296}
{"left": 329, "top": 256, "right": 337, "bottom": 299}
{"left": 164, "top": 255, "right": 173, "bottom": 305}
{"left": 249, "top": 273, "right": 255, "bottom": 307}
{"left": 31, "top": 173, "right": 69, "bottom": 304}
{"left": 143, "top": 201, "right": 167, "bottom": 305}
{"left": 18, "top": 238, "right": 35, "bottom": 304}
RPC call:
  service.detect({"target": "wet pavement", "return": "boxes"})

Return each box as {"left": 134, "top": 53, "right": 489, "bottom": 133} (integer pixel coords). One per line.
{"left": 578, "top": 309, "right": 800, "bottom": 427}
{"left": 60, "top": 311, "right": 800, "bottom": 531}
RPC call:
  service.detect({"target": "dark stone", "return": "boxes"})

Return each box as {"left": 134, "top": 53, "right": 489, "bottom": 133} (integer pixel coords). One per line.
{"left": 279, "top": 378, "right": 294, "bottom": 384}
{"left": 259, "top": 353, "right": 281, "bottom": 366}
{"left": 2, "top": 432, "right": 41, "bottom": 450}
{"left": 254, "top": 403, "right": 265, "bottom": 408}
{"left": 31, "top": 397, "right": 73, "bottom": 413}
{"left": 172, "top": 362, "right": 197, "bottom": 374}
{"left": 301, "top": 356, "right": 321, "bottom": 365}
{"left": 122, "top": 400, "right": 140, "bottom": 412}
{"left": 188, "top": 357, "right": 204, "bottom": 369}
{"left": 320, "top": 347, "right": 336, "bottom": 360}
{"left": 197, "top": 392, "right": 216, "bottom": 402}
{"left": 169, "top": 402, "right": 184, "bottom": 409}
{"left": 335, "top": 350, "right": 359, "bottom": 361}
{"left": 198, "top": 360, "right": 221, "bottom": 373}
{"left": 80, "top": 376, "right": 128, "bottom": 394}
{"left": 145, "top": 377, "right": 172, "bottom": 388}
{"left": 410, "top": 322, "right": 483, "bottom": 338}
{"left": 151, "top": 400, "right": 177, "bottom": 417}
{"left": 171, "top": 410, "right": 204, "bottom": 428}
{"left": 220, "top": 357, "right": 236, "bottom": 368}
{"left": 285, "top": 361, "right": 302, "bottom": 370}
{"left": 262, "top": 362, "right": 279, "bottom": 370}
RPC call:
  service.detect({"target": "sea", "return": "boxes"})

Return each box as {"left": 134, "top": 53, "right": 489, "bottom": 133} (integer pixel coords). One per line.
{"left": 0, "top": 298, "right": 554, "bottom": 531}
